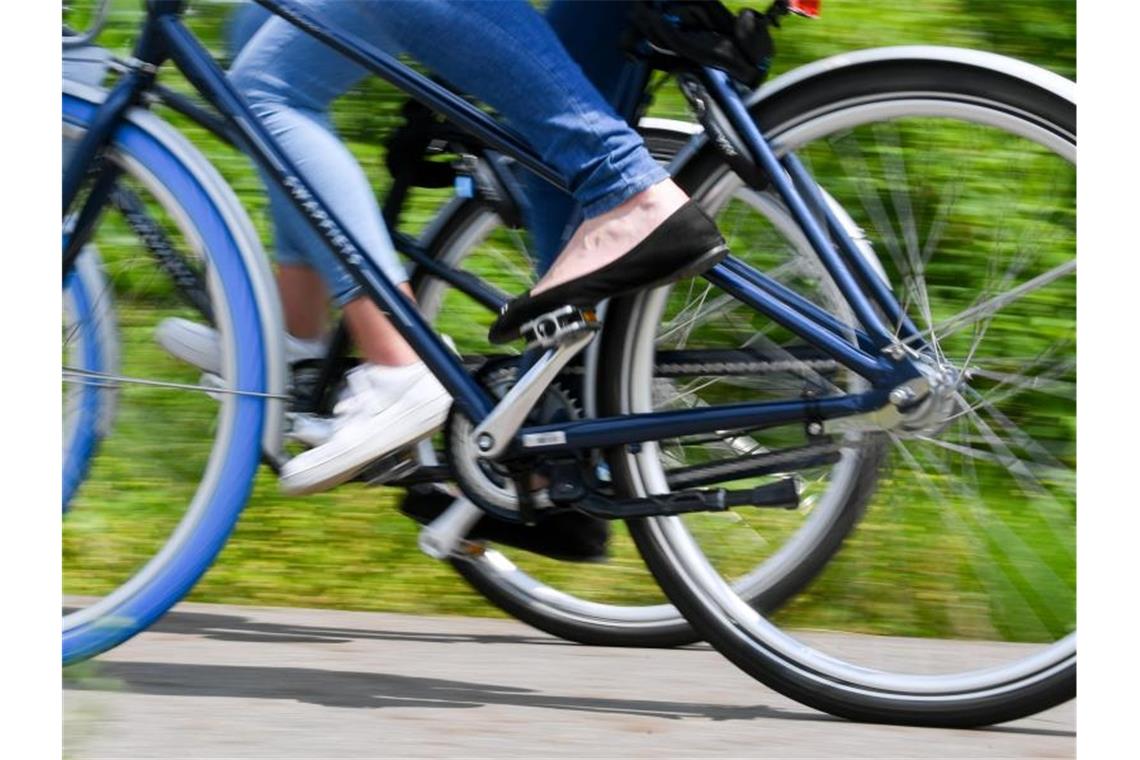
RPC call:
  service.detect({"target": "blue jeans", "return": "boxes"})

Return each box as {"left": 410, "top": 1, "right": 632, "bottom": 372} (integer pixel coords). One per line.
{"left": 228, "top": 0, "right": 666, "bottom": 305}
{"left": 520, "top": 1, "right": 642, "bottom": 272}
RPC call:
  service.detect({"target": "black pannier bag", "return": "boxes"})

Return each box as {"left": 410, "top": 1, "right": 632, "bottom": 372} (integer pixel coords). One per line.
{"left": 629, "top": 0, "right": 782, "bottom": 88}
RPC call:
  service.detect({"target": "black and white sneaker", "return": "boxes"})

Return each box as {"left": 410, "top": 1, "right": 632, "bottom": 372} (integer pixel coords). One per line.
{"left": 156, "top": 317, "right": 328, "bottom": 374}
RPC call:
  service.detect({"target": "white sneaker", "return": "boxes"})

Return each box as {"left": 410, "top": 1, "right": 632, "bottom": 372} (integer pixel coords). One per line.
{"left": 279, "top": 361, "right": 452, "bottom": 495}
{"left": 156, "top": 317, "right": 327, "bottom": 374}
{"left": 284, "top": 412, "right": 336, "bottom": 448}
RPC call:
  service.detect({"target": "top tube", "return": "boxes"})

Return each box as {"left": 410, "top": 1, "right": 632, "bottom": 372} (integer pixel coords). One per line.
{"left": 251, "top": 0, "right": 568, "bottom": 191}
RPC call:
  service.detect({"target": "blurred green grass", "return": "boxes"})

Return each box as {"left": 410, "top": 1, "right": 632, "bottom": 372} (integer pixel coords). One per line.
{"left": 63, "top": 1, "right": 1075, "bottom": 640}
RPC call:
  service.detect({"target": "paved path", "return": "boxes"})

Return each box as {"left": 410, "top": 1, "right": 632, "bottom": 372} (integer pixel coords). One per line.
{"left": 64, "top": 601, "right": 1074, "bottom": 758}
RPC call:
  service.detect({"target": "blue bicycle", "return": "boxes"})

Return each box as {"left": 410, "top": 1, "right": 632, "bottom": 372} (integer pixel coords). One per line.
{"left": 63, "top": 0, "right": 1075, "bottom": 726}
{"left": 60, "top": 39, "right": 879, "bottom": 650}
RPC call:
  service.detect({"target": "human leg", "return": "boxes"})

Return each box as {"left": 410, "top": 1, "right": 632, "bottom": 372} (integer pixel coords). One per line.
{"left": 157, "top": 2, "right": 336, "bottom": 368}
{"left": 347, "top": 1, "right": 719, "bottom": 341}
{"left": 228, "top": 6, "right": 451, "bottom": 492}
{"left": 521, "top": 0, "right": 642, "bottom": 272}
{"left": 228, "top": 0, "right": 719, "bottom": 490}
{"left": 229, "top": 7, "right": 421, "bottom": 367}
{"left": 229, "top": 1, "right": 332, "bottom": 343}
{"left": 233, "top": 0, "right": 717, "bottom": 346}
{"left": 276, "top": 264, "right": 328, "bottom": 340}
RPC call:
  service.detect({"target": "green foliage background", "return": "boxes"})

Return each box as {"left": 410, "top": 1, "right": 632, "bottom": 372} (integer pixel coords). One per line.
{"left": 64, "top": 1, "right": 1076, "bottom": 637}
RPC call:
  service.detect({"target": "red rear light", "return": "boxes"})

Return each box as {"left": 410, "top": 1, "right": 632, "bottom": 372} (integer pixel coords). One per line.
{"left": 788, "top": 0, "right": 822, "bottom": 17}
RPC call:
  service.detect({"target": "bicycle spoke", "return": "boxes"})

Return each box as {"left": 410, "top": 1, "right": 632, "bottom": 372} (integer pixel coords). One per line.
{"left": 486, "top": 236, "right": 535, "bottom": 287}
{"left": 888, "top": 436, "right": 1038, "bottom": 637}
{"left": 950, "top": 403, "right": 1076, "bottom": 560}
{"left": 957, "top": 345, "right": 1074, "bottom": 413}
{"left": 62, "top": 366, "right": 290, "bottom": 400}
{"left": 905, "top": 259, "right": 1076, "bottom": 348}
{"left": 657, "top": 291, "right": 738, "bottom": 345}
{"left": 962, "top": 387, "right": 1072, "bottom": 477}
{"left": 828, "top": 132, "right": 931, "bottom": 338}
{"left": 657, "top": 257, "right": 806, "bottom": 347}
{"left": 675, "top": 281, "right": 714, "bottom": 347}
{"left": 967, "top": 364, "right": 1076, "bottom": 402}
{"left": 875, "top": 123, "right": 943, "bottom": 360}
{"left": 893, "top": 437, "right": 1068, "bottom": 638}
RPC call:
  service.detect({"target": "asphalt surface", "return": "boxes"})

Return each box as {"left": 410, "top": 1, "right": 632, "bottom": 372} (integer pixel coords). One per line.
{"left": 63, "top": 601, "right": 1075, "bottom": 758}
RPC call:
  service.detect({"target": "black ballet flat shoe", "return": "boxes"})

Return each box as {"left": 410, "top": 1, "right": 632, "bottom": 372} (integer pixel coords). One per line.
{"left": 488, "top": 200, "right": 728, "bottom": 344}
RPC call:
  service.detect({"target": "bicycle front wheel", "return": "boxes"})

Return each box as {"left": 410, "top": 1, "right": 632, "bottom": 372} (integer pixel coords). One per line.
{"left": 605, "top": 52, "right": 1076, "bottom": 725}
{"left": 63, "top": 82, "right": 280, "bottom": 664}
{"left": 63, "top": 244, "right": 120, "bottom": 511}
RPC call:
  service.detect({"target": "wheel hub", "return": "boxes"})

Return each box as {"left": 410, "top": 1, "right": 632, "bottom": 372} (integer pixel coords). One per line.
{"left": 894, "top": 360, "right": 963, "bottom": 437}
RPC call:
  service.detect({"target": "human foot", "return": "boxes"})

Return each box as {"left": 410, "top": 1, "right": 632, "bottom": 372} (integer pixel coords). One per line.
{"left": 531, "top": 179, "right": 690, "bottom": 296}
{"left": 156, "top": 317, "right": 327, "bottom": 375}
{"left": 488, "top": 182, "right": 727, "bottom": 344}
{"left": 279, "top": 361, "right": 452, "bottom": 495}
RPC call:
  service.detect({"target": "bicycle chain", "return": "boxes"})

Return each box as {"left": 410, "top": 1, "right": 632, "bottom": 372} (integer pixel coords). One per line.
{"left": 653, "top": 358, "right": 838, "bottom": 376}
{"left": 555, "top": 357, "right": 838, "bottom": 377}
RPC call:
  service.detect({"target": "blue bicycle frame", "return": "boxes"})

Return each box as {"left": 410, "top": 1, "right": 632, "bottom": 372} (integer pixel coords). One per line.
{"left": 63, "top": 0, "right": 927, "bottom": 460}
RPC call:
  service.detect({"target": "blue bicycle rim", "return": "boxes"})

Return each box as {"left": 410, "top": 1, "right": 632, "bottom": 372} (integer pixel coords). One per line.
{"left": 63, "top": 92, "right": 267, "bottom": 665}
{"left": 62, "top": 260, "right": 105, "bottom": 510}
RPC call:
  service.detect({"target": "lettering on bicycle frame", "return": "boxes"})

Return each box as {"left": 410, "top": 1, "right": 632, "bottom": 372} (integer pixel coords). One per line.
{"left": 281, "top": 175, "right": 367, "bottom": 271}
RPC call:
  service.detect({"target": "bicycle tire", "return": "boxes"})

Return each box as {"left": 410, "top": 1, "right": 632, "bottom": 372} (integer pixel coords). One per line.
{"left": 63, "top": 245, "right": 120, "bottom": 511}
{"left": 604, "top": 52, "right": 1076, "bottom": 726}
{"left": 413, "top": 125, "right": 883, "bottom": 647}
{"left": 63, "top": 82, "right": 281, "bottom": 665}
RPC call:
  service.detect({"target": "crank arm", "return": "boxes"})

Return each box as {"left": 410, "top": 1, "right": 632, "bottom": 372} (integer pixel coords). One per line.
{"left": 472, "top": 308, "right": 597, "bottom": 459}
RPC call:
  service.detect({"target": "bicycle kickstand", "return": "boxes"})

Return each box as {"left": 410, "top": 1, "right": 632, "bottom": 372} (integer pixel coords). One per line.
{"left": 417, "top": 496, "right": 485, "bottom": 559}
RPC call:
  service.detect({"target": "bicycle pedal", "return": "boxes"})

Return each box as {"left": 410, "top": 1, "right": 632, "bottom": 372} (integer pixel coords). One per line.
{"left": 520, "top": 305, "right": 599, "bottom": 349}
{"left": 357, "top": 448, "right": 420, "bottom": 486}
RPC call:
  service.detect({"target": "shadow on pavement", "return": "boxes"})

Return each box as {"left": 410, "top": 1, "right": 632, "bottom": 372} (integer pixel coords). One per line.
{"left": 67, "top": 607, "right": 580, "bottom": 649}
{"left": 62, "top": 609, "right": 1073, "bottom": 737}
{"left": 64, "top": 660, "right": 825, "bottom": 723}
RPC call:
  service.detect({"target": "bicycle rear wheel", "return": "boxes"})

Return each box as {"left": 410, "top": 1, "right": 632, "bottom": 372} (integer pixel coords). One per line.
{"left": 63, "top": 83, "right": 281, "bottom": 664}
{"left": 605, "top": 53, "right": 1076, "bottom": 725}
{"left": 414, "top": 126, "right": 881, "bottom": 647}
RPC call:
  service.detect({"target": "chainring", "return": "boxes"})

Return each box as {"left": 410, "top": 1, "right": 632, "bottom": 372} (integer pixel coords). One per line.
{"left": 445, "top": 358, "right": 583, "bottom": 518}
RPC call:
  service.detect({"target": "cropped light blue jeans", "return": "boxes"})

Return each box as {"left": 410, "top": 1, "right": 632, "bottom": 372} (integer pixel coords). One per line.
{"left": 228, "top": 0, "right": 666, "bottom": 305}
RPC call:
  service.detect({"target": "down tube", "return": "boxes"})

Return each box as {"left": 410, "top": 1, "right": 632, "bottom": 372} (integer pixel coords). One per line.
{"left": 157, "top": 15, "right": 494, "bottom": 420}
